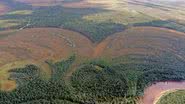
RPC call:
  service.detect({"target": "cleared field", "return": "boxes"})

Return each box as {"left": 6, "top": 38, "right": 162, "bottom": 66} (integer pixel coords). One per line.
{"left": 0, "top": 28, "right": 93, "bottom": 63}
{"left": 94, "top": 26, "right": 185, "bottom": 59}
{"left": 65, "top": 26, "right": 185, "bottom": 93}
{"left": 86, "top": 0, "right": 128, "bottom": 10}
{"left": 93, "top": 27, "right": 185, "bottom": 100}
{"left": 85, "top": 0, "right": 185, "bottom": 21}
{"left": 0, "top": 28, "right": 93, "bottom": 91}
{"left": 1, "top": 27, "right": 185, "bottom": 92}
{"left": 128, "top": 0, "right": 185, "bottom": 21}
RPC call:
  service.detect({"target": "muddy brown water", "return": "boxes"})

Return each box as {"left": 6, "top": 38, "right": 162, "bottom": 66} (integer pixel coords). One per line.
{"left": 141, "top": 81, "right": 185, "bottom": 104}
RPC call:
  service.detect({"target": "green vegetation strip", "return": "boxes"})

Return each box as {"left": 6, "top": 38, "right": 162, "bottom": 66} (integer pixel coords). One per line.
{"left": 1, "top": 51, "right": 185, "bottom": 103}
{"left": 157, "top": 90, "right": 185, "bottom": 104}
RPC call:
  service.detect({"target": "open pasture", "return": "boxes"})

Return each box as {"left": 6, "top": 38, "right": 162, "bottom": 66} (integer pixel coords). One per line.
{"left": 127, "top": 0, "right": 185, "bottom": 21}
{"left": 94, "top": 27, "right": 185, "bottom": 59}
{"left": 0, "top": 28, "right": 93, "bottom": 65}
{"left": 2, "top": 26, "right": 184, "bottom": 63}
{"left": 83, "top": 11, "right": 155, "bottom": 25}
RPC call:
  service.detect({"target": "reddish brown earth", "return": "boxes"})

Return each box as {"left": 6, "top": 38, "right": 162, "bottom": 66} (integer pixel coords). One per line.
{"left": 0, "top": 3, "right": 9, "bottom": 15}
{"left": 1, "top": 27, "right": 185, "bottom": 91}
{"left": 65, "top": 27, "right": 185, "bottom": 85}
{"left": 0, "top": 28, "right": 94, "bottom": 91}
{"left": 140, "top": 81, "right": 185, "bottom": 104}
{"left": 94, "top": 27, "right": 185, "bottom": 60}
{"left": 0, "top": 80, "right": 16, "bottom": 91}
{"left": 1, "top": 26, "right": 185, "bottom": 66}
{"left": 0, "top": 28, "right": 93, "bottom": 66}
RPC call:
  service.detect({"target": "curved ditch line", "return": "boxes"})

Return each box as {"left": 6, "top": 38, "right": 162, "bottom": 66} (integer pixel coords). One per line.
{"left": 2, "top": 26, "right": 185, "bottom": 45}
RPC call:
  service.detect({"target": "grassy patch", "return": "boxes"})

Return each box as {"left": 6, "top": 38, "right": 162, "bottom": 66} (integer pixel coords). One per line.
{"left": 6, "top": 10, "right": 32, "bottom": 15}
{"left": 0, "top": 19, "right": 21, "bottom": 28}
{"left": 157, "top": 90, "right": 185, "bottom": 104}
{"left": 0, "top": 60, "right": 51, "bottom": 91}
{"left": 134, "top": 20, "right": 185, "bottom": 33}
{"left": 0, "top": 55, "right": 81, "bottom": 104}
{"left": 83, "top": 11, "right": 156, "bottom": 25}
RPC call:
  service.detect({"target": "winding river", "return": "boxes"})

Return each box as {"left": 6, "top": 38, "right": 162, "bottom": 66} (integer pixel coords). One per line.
{"left": 141, "top": 81, "right": 185, "bottom": 104}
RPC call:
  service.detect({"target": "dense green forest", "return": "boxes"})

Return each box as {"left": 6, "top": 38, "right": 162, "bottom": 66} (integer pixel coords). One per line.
{"left": 1, "top": 52, "right": 185, "bottom": 103}
{"left": 0, "top": 55, "right": 137, "bottom": 104}
{"left": 0, "top": 5, "right": 125, "bottom": 42}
